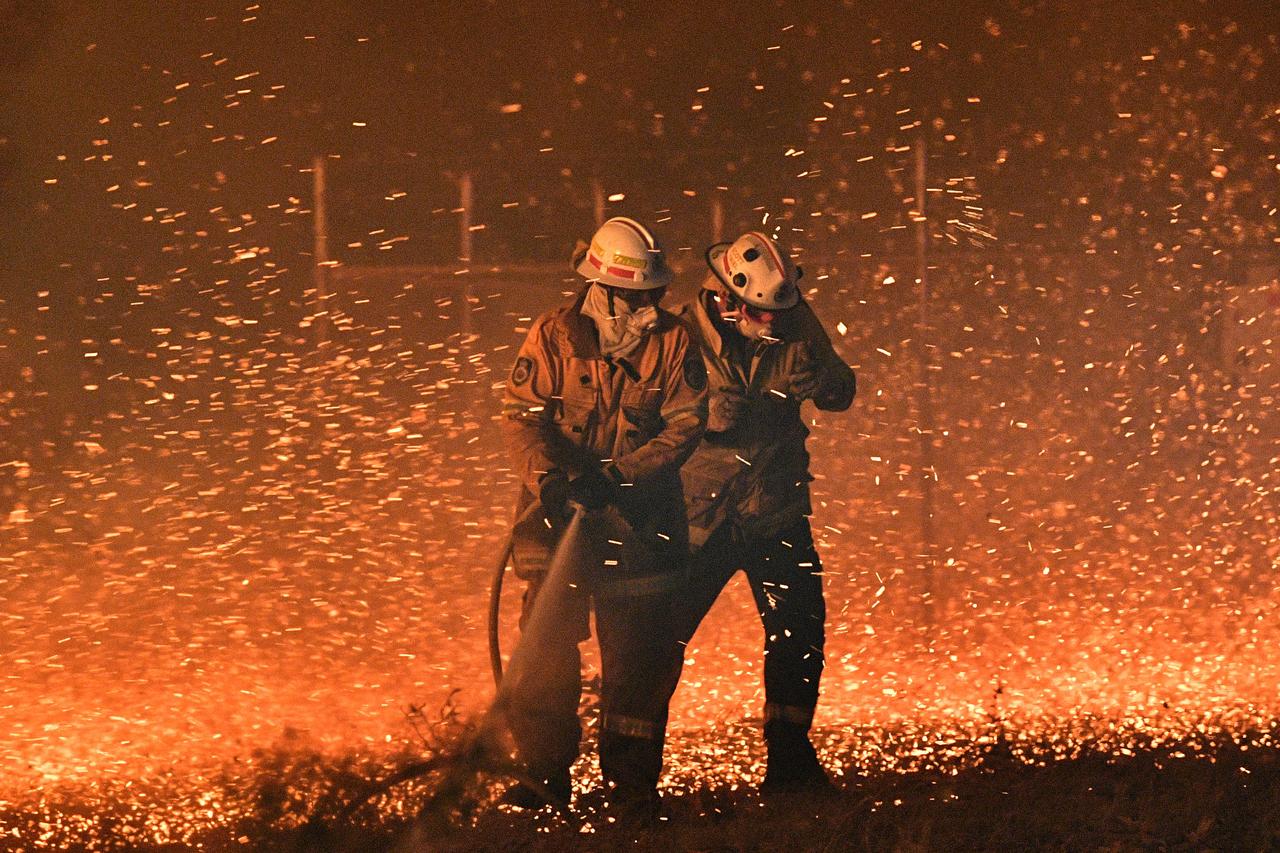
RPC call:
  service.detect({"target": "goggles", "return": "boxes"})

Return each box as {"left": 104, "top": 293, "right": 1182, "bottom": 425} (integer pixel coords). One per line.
{"left": 604, "top": 284, "right": 661, "bottom": 309}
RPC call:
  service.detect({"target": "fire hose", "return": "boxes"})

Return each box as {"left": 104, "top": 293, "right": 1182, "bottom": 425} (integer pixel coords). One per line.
{"left": 487, "top": 535, "right": 514, "bottom": 688}
{"left": 487, "top": 498, "right": 546, "bottom": 688}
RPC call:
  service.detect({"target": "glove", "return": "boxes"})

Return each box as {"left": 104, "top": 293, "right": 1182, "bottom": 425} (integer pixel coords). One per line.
{"left": 538, "top": 471, "right": 571, "bottom": 519}
{"left": 787, "top": 366, "right": 822, "bottom": 401}
{"left": 708, "top": 385, "right": 750, "bottom": 432}
{"left": 567, "top": 469, "right": 617, "bottom": 512}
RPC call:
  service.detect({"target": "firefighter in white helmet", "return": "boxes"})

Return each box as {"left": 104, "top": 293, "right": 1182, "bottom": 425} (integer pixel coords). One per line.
{"left": 666, "top": 231, "right": 856, "bottom": 793}
{"left": 501, "top": 216, "right": 707, "bottom": 817}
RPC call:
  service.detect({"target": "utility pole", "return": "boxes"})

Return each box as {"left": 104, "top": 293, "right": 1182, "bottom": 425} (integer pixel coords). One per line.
{"left": 914, "top": 136, "right": 938, "bottom": 626}
{"left": 312, "top": 155, "right": 329, "bottom": 345}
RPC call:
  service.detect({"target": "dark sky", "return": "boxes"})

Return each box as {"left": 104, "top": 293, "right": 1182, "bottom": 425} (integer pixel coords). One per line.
{"left": 1, "top": 0, "right": 1277, "bottom": 288}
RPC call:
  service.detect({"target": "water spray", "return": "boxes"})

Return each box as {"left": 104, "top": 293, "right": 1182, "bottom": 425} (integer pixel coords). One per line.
{"left": 303, "top": 506, "right": 591, "bottom": 846}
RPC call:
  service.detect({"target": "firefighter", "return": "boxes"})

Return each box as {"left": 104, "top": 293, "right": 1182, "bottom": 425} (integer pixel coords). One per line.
{"left": 668, "top": 231, "right": 856, "bottom": 793}
{"left": 500, "top": 216, "right": 708, "bottom": 814}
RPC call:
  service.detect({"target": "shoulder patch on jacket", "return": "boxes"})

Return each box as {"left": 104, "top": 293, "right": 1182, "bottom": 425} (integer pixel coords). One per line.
{"left": 683, "top": 355, "right": 707, "bottom": 391}
{"left": 511, "top": 356, "right": 534, "bottom": 386}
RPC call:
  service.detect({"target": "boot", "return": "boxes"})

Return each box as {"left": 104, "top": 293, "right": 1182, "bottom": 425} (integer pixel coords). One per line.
{"left": 499, "top": 772, "right": 572, "bottom": 810}
{"left": 762, "top": 721, "right": 835, "bottom": 796}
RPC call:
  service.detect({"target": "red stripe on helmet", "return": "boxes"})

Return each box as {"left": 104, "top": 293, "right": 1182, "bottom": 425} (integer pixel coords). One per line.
{"left": 589, "top": 250, "right": 639, "bottom": 281}
{"left": 606, "top": 264, "right": 640, "bottom": 280}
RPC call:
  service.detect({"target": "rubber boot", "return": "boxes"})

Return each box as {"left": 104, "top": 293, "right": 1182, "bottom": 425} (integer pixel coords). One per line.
{"left": 761, "top": 720, "right": 835, "bottom": 796}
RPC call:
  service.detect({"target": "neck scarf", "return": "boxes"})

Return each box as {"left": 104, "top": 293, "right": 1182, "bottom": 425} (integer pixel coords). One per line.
{"left": 579, "top": 283, "right": 658, "bottom": 361}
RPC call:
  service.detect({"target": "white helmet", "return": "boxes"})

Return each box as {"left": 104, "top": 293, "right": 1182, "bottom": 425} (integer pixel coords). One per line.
{"left": 706, "top": 231, "right": 803, "bottom": 310}
{"left": 576, "top": 216, "right": 672, "bottom": 290}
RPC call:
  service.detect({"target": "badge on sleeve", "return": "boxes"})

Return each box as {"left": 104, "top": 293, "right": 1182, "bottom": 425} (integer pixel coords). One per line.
{"left": 683, "top": 355, "right": 707, "bottom": 391}
{"left": 511, "top": 356, "right": 534, "bottom": 386}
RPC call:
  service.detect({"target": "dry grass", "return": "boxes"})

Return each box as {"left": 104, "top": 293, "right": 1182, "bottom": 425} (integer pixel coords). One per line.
{"left": 8, "top": 724, "right": 1280, "bottom": 852}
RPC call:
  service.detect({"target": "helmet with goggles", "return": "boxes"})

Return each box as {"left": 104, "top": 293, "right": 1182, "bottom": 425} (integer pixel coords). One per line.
{"left": 705, "top": 231, "right": 803, "bottom": 310}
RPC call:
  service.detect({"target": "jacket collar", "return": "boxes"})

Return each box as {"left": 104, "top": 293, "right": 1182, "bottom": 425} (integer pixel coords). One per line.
{"left": 562, "top": 287, "right": 602, "bottom": 359}
{"left": 692, "top": 279, "right": 738, "bottom": 359}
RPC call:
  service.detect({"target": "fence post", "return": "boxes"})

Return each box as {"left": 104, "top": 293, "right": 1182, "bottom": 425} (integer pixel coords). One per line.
{"left": 592, "top": 178, "right": 605, "bottom": 227}
{"left": 914, "top": 136, "right": 938, "bottom": 626}
{"left": 457, "top": 173, "right": 476, "bottom": 407}
{"left": 459, "top": 172, "right": 474, "bottom": 264}
{"left": 312, "top": 155, "right": 329, "bottom": 345}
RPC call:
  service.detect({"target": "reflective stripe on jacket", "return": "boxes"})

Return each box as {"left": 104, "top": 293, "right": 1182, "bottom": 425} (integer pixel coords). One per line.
{"left": 503, "top": 287, "right": 708, "bottom": 577}
{"left": 673, "top": 282, "right": 856, "bottom": 547}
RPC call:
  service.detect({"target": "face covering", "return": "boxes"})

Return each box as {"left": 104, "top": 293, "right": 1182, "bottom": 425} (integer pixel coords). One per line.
{"left": 580, "top": 283, "right": 659, "bottom": 361}
{"left": 711, "top": 290, "right": 780, "bottom": 343}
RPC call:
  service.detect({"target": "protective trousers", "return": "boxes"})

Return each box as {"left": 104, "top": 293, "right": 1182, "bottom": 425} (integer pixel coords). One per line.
{"left": 504, "top": 571, "right": 683, "bottom": 801}
{"left": 671, "top": 518, "right": 826, "bottom": 754}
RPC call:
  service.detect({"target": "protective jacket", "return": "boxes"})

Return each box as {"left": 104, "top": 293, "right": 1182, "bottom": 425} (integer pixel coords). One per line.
{"left": 672, "top": 280, "right": 856, "bottom": 547}
{"left": 503, "top": 287, "right": 708, "bottom": 580}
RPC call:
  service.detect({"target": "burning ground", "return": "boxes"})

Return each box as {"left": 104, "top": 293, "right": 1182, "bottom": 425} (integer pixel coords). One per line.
{"left": 6, "top": 717, "right": 1280, "bottom": 850}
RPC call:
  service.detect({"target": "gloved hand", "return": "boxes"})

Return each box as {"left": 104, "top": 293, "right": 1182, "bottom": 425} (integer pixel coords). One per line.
{"left": 538, "top": 471, "right": 571, "bottom": 518}
{"left": 567, "top": 469, "right": 617, "bottom": 512}
{"left": 787, "top": 365, "right": 822, "bottom": 401}
{"left": 709, "top": 385, "right": 750, "bottom": 432}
